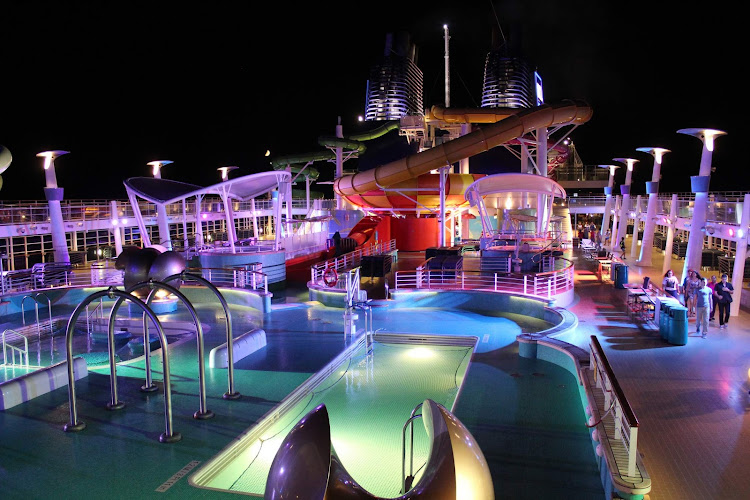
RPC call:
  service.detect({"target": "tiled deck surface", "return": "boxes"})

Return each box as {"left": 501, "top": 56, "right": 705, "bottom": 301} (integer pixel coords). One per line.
{"left": 559, "top": 238, "right": 750, "bottom": 500}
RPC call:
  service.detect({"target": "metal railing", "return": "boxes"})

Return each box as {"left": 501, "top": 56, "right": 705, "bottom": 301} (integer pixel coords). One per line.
{"left": 589, "top": 335, "right": 640, "bottom": 477}
{"left": 401, "top": 402, "right": 424, "bottom": 494}
{"left": 1, "top": 264, "right": 124, "bottom": 297}
{"left": 185, "top": 266, "right": 269, "bottom": 293}
{"left": 311, "top": 239, "right": 397, "bottom": 288}
{"left": 2, "top": 329, "right": 29, "bottom": 366}
{"left": 394, "top": 258, "right": 574, "bottom": 301}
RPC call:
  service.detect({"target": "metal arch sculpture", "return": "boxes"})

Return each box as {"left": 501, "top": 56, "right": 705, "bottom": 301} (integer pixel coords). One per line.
{"left": 63, "top": 287, "right": 182, "bottom": 443}
{"left": 264, "top": 399, "right": 494, "bottom": 499}
{"left": 108, "top": 279, "right": 214, "bottom": 420}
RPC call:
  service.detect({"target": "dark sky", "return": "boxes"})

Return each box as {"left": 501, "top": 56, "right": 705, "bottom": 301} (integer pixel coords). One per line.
{"left": 1, "top": 1, "right": 742, "bottom": 201}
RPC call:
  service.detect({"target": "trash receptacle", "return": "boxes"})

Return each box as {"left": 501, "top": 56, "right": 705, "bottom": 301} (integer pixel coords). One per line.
{"left": 614, "top": 263, "right": 629, "bottom": 289}
{"left": 660, "top": 302, "right": 672, "bottom": 340}
{"left": 668, "top": 306, "right": 688, "bottom": 345}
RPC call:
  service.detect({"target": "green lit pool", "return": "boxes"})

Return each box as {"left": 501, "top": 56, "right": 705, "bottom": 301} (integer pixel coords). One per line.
{"left": 190, "top": 333, "right": 476, "bottom": 497}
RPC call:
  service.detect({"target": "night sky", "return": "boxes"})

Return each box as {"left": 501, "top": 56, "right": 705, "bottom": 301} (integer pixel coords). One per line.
{"left": 1, "top": 1, "right": 742, "bottom": 201}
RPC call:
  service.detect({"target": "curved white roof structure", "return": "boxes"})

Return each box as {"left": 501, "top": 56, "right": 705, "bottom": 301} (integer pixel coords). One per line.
{"left": 464, "top": 173, "right": 567, "bottom": 249}
{"left": 124, "top": 171, "right": 290, "bottom": 205}
{"left": 465, "top": 172, "right": 566, "bottom": 200}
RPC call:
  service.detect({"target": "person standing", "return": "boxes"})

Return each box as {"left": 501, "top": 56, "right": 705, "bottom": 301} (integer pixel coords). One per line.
{"left": 708, "top": 275, "right": 718, "bottom": 321}
{"left": 714, "top": 273, "right": 734, "bottom": 328}
{"left": 695, "top": 277, "right": 713, "bottom": 338}
{"left": 619, "top": 237, "right": 626, "bottom": 259}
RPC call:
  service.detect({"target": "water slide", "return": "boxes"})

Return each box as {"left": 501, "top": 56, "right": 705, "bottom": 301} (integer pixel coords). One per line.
{"left": 270, "top": 121, "right": 400, "bottom": 179}
{"left": 334, "top": 100, "right": 593, "bottom": 200}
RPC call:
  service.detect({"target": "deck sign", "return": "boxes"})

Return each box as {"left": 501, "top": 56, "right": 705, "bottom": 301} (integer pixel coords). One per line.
{"left": 156, "top": 461, "right": 201, "bottom": 492}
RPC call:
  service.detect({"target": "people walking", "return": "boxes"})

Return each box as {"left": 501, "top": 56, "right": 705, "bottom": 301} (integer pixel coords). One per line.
{"left": 708, "top": 275, "right": 718, "bottom": 321}
{"left": 714, "top": 273, "right": 734, "bottom": 328}
{"left": 662, "top": 269, "right": 680, "bottom": 299}
{"left": 695, "top": 277, "right": 713, "bottom": 338}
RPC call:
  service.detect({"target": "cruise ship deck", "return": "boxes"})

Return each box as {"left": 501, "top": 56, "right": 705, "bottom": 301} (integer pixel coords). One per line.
{"left": 1, "top": 238, "right": 749, "bottom": 499}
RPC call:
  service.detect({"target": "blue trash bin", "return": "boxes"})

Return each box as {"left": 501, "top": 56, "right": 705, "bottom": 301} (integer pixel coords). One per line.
{"left": 660, "top": 302, "right": 672, "bottom": 340}
{"left": 614, "top": 263, "right": 629, "bottom": 289}
{"left": 668, "top": 306, "right": 688, "bottom": 345}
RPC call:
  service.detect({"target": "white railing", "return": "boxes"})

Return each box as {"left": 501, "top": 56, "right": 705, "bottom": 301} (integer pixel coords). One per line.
{"left": 1, "top": 264, "right": 124, "bottom": 296}
{"left": 2, "top": 329, "right": 29, "bottom": 366}
{"left": 186, "top": 266, "right": 269, "bottom": 293}
{"left": 589, "top": 335, "right": 640, "bottom": 477}
{"left": 311, "top": 239, "right": 397, "bottom": 287}
{"left": 394, "top": 259, "right": 574, "bottom": 301}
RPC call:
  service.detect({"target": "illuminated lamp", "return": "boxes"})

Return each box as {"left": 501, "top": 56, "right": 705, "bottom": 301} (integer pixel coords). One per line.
{"left": 728, "top": 228, "right": 735, "bottom": 237}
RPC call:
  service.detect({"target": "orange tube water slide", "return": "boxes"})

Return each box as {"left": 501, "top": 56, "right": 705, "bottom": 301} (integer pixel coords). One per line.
{"left": 333, "top": 99, "right": 593, "bottom": 198}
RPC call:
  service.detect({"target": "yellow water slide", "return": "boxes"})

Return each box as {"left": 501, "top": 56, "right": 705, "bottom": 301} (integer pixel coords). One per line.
{"left": 333, "top": 99, "right": 593, "bottom": 197}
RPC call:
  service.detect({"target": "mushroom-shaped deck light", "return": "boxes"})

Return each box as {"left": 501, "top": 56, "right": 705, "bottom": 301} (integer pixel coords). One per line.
{"left": 612, "top": 157, "right": 639, "bottom": 174}
{"left": 677, "top": 128, "right": 727, "bottom": 152}
{"left": 147, "top": 160, "right": 173, "bottom": 179}
{"left": 36, "top": 150, "right": 70, "bottom": 188}
{"left": 636, "top": 147, "right": 671, "bottom": 165}
{"left": 218, "top": 166, "right": 239, "bottom": 181}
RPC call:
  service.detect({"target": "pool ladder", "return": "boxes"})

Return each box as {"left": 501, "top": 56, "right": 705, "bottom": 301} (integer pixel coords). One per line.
{"left": 2, "top": 328, "right": 29, "bottom": 366}
{"left": 401, "top": 402, "right": 424, "bottom": 494}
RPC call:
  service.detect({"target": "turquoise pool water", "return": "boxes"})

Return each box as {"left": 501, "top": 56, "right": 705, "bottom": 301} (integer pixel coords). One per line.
{"left": 190, "top": 334, "right": 475, "bottom": 497}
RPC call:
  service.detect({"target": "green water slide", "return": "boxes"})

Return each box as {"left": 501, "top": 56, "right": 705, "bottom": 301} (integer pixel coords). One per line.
{"left": 270, "top": 121, "right": 399, "bottom": 180}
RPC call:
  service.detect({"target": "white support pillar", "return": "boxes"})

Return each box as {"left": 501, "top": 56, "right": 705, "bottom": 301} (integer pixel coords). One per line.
{"left": 110, "top": 200, "right": 123, "bottom": 256}
{"left": 156, "top": 203, "right": 171, "bottom": 250}
{"left": 459, "top": 123, "right": 470, "bottom": 174}
{"left": 251, "top": 198, "right": 258, "bottom": 239}
{"left": 730, "top": 193, "right": 750, "bottom": 316}
{"left": 181, "top": 199, "right": 189, "bottom": 250}
{"left": 662, "top": 194, "right": 679, "bottom": 277}
{"left": 36, "top": 150, "right": 71, "bottom": 264}
{"left": 127, "top": 191, "right": 150, "bottom": 247}
{"left": 335, "top": 117, "right": 344, "bottom": 209}
{"left": 678, "top": 128, "right": 727, "bottom": 281}
{"left": 221, "top": 194, "right": 236, "bottom": 253}
{"left": 636, "top": 147, "right": 670, "bottom": 266}
{"left": 613, "top": 158, "right": 639, "bottom": 252}
{"left": 439, "top": 166, "right": 447, "bottom": 247}
{"left": 194, "top": 195, "right": 204, "bottom": 245}
{"left": 599, "top": 165, "right": 619, "bottom": 248}
{"left": 537, "top": 129, "right": 549, "bottom": 236}
{"left": 611, "top": 195, "right": 621, "bottom": 251}
{"left": 630, "top": 195, "right": 642, "bottom": 258}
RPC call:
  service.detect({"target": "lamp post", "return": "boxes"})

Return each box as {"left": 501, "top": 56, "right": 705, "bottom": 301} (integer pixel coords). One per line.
{"left": 635, "top": 147, "right": 671, "bottom": 266}
{"left": 612, "top": 158, "right": 639, "bottom": 255}
{"left": 36, "top": 150, "right": 71, "bottom": 264}
{"left": 597, "top": 164, "right": 619, "bottom": 248}
{"left": 148, "top": 160, "right": 173, "bottom": 249}
{"left": 677, "top": 128, "right": 727, "bottom": 282}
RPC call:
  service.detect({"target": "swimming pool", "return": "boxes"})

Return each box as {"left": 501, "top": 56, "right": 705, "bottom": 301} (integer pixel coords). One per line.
{"left": 190, "top": 333, "right": 477, "bottom": 497}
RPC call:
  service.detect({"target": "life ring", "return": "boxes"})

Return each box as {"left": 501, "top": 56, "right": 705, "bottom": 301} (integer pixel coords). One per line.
{"left": 323, "top": 267, "right": 338, "bottom": 287}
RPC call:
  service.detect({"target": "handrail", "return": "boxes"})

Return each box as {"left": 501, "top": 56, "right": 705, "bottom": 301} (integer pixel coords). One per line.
{"left": 401, "top": 402, "right": 424, "bottom": 494}
{"left": 311, "top": 239, "right": 396, "bottom": 286}
{"left": 63, "top": 287, "right": 181, "bottom": 443}
{"left": 107, "top": 280, "right": 213, "bottom": 419}
{"left": 395, "top": 260, "right": 574, "bottom": 301}
{"left": 21, "top": 292, "right": 53, "bottom": 344}
{"left": 163, "top": 271, "right": 240, "bottom": 400}
{"left": 2, "top": 329, "right": 29, "bottom": 366}
{"left": 589, "top": 335, "right": 640, "bottom": 477}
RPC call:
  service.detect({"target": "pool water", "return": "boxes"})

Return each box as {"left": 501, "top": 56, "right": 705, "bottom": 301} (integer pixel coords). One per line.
{"left": 191, "top": 334, "right": 475, "bottom": 497}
